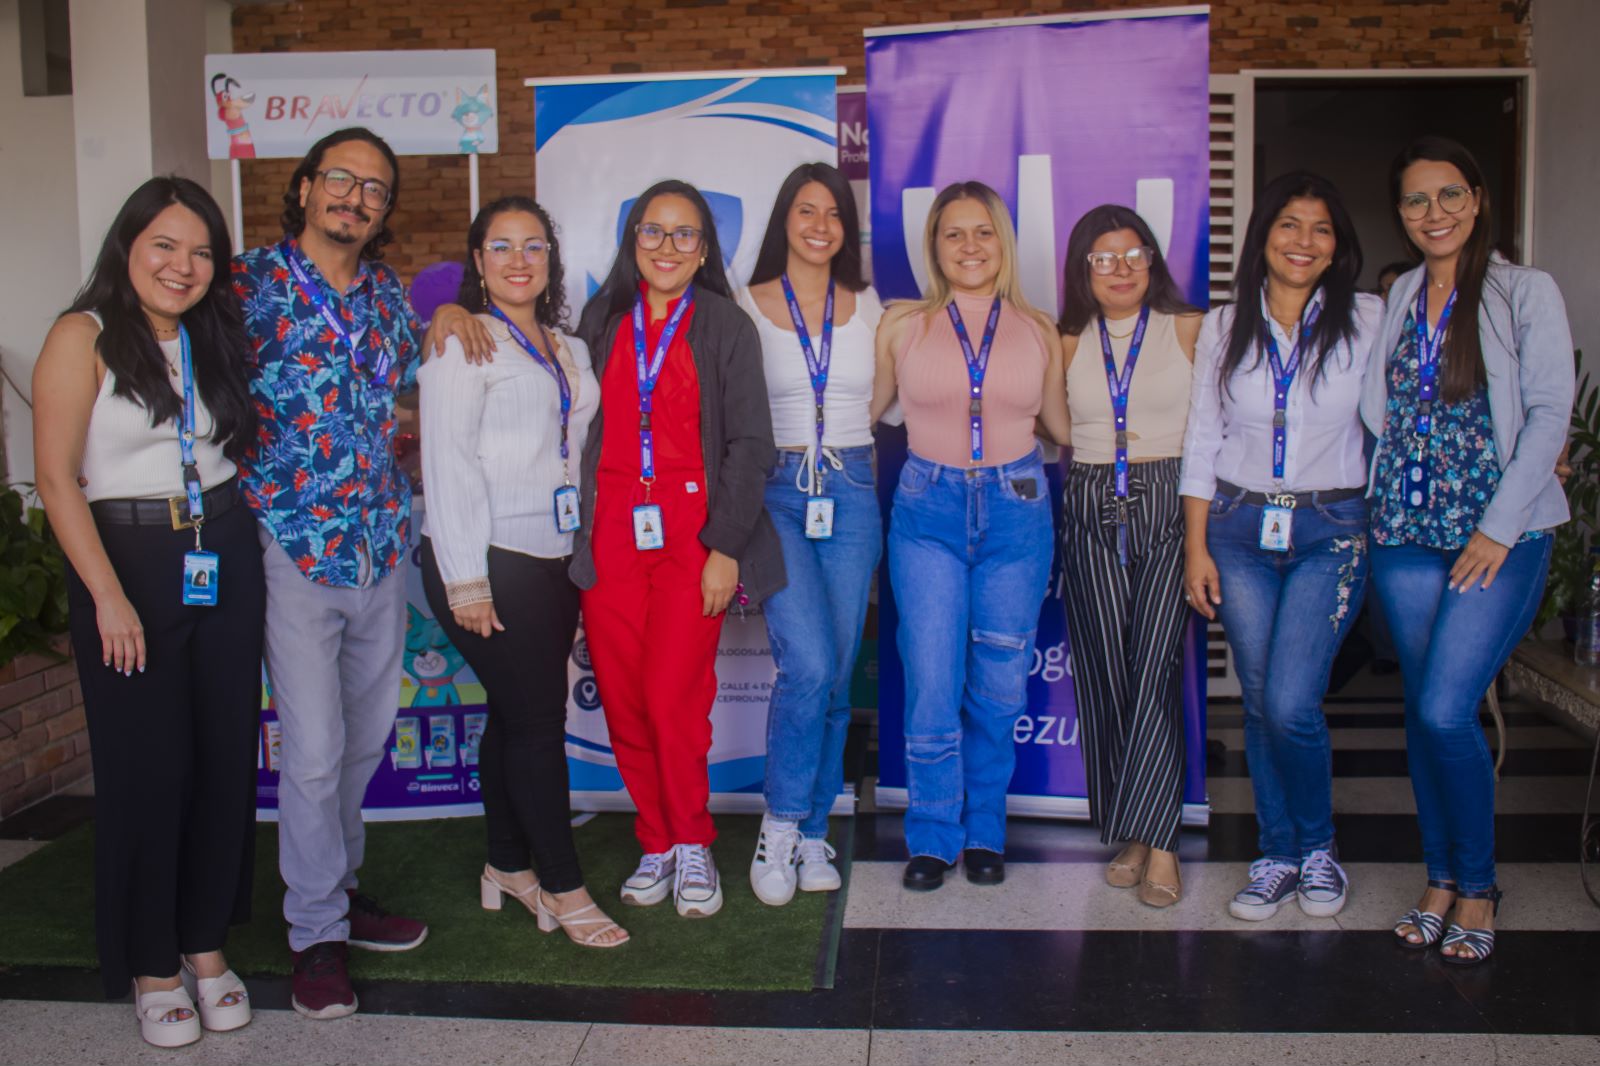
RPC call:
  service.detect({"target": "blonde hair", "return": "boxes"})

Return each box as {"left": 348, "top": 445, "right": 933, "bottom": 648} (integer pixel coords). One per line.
{"left": 911, "top": 181, "right": 1037, "bottom": 319}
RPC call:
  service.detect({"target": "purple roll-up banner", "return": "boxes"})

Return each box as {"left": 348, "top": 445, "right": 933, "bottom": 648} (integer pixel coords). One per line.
{"left": 837, "top": 86, "right": 871, "bottom": 278}
{"left": 868, "top": 8, "right": 1211, "bottom": 825}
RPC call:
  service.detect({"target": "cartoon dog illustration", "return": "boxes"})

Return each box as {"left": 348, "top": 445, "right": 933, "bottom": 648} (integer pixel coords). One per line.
{"left": 452, "top": 85, "right": 494, "bottom": 154}
{"left": 212, "top": 73, "right": 256, "bottom": 159}
{"left": 404, "top": 604, "right": 467, "bottom": 706}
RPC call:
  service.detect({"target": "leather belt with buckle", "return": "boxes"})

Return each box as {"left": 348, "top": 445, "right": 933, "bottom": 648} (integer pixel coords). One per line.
{"left": 90, "top": 477, "right": 240, "bottom": 529}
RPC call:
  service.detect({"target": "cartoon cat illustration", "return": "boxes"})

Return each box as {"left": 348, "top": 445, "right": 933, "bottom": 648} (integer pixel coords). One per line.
{"left": 452, "top": 85, "right": 494, "bottom": 154}
{"left": 211, "top": 73, "right": 256, "bottom": 159}
{"left": 404, "top": 604, "right": 467, "bottom": 706}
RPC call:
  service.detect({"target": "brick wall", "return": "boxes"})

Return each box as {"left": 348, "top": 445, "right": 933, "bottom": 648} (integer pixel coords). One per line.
{"left": 0, "top": 637, "right": 89, "bottom": 818}
{"left": 231, "top": 0, "right": 1531, "bottom": 284}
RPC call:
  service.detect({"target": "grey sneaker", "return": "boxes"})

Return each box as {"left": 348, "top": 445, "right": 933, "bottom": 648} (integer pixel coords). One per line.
{"left": 620, "top": 850, "right": 676, "bottom": 907}
{"left": 1229, "top": 858, "right": 1299, "bottom": 921}
{"left": 674, "top": 844, "right": 723, "bottom": 918}
{"left": 1297, "top": 849, "right": 1349, "bottom": 917}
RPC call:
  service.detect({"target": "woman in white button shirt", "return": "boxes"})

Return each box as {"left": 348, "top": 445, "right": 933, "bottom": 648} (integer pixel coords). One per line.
{"left": 418, "top": 196, "right": 625, "bottom": 948}
{"left": 1180, "top": 172, "right": 1383, "bottom": 925}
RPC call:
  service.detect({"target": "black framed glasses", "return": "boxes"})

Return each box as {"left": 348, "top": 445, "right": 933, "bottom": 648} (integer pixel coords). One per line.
{"left": 1086, "top": 246, "right": 1156, "bottom": 276}
{"left": 484, "top": 238, "right": 549, "bottom": 262}
{"left": 317, "top": 168, "right": 392, "bottom": 210}
{"left": 635, "top": 222, "right": 704, "bottom": 254}
{"left": 1398, "top": 184, "right": 1471, "bottom": 221}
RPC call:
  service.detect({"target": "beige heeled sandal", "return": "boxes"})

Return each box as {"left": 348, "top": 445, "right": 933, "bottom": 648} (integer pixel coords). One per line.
{"left": 535, "top": 887, "right": 630, "bottom": 949}
{"left": 480, "top": 864, "right": 541, "bottom": 916}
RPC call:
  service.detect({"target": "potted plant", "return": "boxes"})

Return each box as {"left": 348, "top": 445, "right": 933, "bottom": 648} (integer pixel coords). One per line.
{"left": 1537, "top": 352, "right": 1598, "bottom": 640}
{"left": 0, "top": 483, "right": 69, "bottom": 667}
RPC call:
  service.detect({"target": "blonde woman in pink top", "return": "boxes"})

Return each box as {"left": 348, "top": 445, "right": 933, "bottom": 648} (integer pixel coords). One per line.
{"left": 871, "top": 181, "right": 1070, "bottom": 891}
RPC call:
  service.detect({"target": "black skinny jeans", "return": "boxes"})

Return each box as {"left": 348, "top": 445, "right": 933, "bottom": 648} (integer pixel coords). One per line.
{"left": 420, "top": 538, "right": 584, "bottom": 892}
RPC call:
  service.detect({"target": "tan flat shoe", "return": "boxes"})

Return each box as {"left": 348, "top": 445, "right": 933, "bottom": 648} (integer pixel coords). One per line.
{"left": 1106, "top": 845, "right": 1148, "bottom": 888}
{"left": 1137, "top": 875, "right": 1182, "bottom": 908}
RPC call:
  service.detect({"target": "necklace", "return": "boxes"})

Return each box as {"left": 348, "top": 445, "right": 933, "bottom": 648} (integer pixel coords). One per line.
{"left": 1104, "top": 319, "right": 1137, "bottom": 340}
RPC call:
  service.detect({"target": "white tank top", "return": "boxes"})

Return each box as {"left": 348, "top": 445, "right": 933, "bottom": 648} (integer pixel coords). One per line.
{"left": 78, "top": 311, "right": 237, "bottom": 502}
{"left": 1066, "top": 310, "right": 1191, "bottom": 464}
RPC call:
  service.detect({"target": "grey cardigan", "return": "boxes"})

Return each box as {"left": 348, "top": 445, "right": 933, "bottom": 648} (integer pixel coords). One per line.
{"left": 1360, "top": 255, "right": 1574, "bottom": 545}
{"left": 569, "top": 287, "right": 787, "bottom": 606}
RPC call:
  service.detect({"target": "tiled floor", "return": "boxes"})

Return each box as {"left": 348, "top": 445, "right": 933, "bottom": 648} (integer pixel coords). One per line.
{"left": 3, "top": 679, "right": 1599, "bottom": 1065}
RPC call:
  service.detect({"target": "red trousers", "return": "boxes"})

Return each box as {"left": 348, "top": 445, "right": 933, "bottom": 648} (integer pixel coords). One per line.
{"left": 582, "top": 474, "right": 725, "bottom": 853}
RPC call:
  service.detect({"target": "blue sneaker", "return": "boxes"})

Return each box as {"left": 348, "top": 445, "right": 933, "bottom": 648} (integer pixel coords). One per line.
{"left": 1229, "top": 858, "right": 1299, "bottom": 921}
{"left": 1297, "top": 849, "right": 1349, "bottom": 917}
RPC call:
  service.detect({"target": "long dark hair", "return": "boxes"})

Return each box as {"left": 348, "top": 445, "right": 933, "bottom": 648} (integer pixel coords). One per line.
{"left": 456, "top": 196, "right": 570, "bottom": 331}
{"left": 585, "top": 180, "right": 734, "bottom": 324}
{"left": 747, "top": 163, "right": 866, "bottom": 293}
{"left": 1389, "top": 136, "right": 1491, "bottom": 402}
{"left": 280, "top": 127, "right": 401, "bottom": 261}
{"left": 1057, "top": 204, "right": 1196, "bottom": 335}
{"left": 64, "top": 177, "right": 255, "bottom": 461}
{"left": 1221, "top": 171, "right": 1363, "bottom": 392}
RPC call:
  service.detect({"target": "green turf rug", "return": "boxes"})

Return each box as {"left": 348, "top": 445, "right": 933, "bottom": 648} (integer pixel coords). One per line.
{"left": 0, "top": 813, "right": 851, "bottom": 992}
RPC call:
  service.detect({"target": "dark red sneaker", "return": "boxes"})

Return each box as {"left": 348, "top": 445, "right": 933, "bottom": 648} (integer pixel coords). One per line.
{"left": 291, "top": 940, "right": 357, "bottom": 1020}
{"left": 346, "top": 890, "right": 428, "bottom": 952}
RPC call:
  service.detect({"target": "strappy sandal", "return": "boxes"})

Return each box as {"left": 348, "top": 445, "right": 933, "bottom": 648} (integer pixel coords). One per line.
{"left": 1392, "top": 879, "right": 1456, "bottom": 949}
{"left": 536, "top": 887, "right": 631, "bottom": 949}
{"left": 480, "top": 864, "right": 541, "bottom": 916}
{"left": 1440, "top": 886, "right": 1503, "bottom": 966}
{"left": 132, "top": 981, "right": 201, "bottom": 1048}
{"left": 180, "top": 958, "right": 252, "bottom": 1031}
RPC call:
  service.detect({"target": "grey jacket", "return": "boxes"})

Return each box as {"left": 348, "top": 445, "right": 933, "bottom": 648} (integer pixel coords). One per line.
{"left": 1361, "top": 255, "right": 1574, "bottom": 545}
{"left": 569, "top": 287, "right": 787, "bottom": 606}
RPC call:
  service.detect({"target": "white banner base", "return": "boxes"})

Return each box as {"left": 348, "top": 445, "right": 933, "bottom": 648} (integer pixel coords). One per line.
{"left": 872, "top": 786, "right": 1209, "bottom": 828}
{"left": 573, "top": 783, "right": 856, "bottom": 818}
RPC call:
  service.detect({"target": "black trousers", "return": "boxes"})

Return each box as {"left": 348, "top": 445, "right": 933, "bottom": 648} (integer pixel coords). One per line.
{"left": 66, "top": 500, "right": 264, "bottom": 998}
{"left": 420, "top": 538, "right": 584, "bottom": 891}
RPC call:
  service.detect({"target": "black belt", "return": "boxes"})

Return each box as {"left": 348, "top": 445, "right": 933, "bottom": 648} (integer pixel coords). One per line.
{"left": 90, "top": 477, "right": 240, "bottom": 530}
{"left": 1215, "top": 479, "right": 1365, "bottom": 509}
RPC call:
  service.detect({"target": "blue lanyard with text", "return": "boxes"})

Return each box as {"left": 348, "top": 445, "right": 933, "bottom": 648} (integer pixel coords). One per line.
{"left": 1411, "top": 285, "right": 1456, "bottom": 438}
{"left": 177, "top": 326, "right": 204, "bottom": 527}
{"left": 779, "top": 274, "right": 834, "bottom": 492}
{"left": 1262, "top": 300, "right": 1322, "bottom": 484}
{"left": 947, "top": 297, "right": 1003, "bottom": 464}
{"left": 632, "top": 286, "right": 694, "bottom": 485}
{"left": 279, "top": 240, "right": 393, "bottom": 381}
{"left": 489, "top": 306, "right": 572, "bottom": 465}
{"left": 1098, "top": 306, "right": 1150, "bottom": 567}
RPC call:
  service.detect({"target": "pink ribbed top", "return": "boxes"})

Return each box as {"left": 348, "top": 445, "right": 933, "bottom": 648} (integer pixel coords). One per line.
{"left": 894, "top": 292, "right": 1050, "bottom": 467}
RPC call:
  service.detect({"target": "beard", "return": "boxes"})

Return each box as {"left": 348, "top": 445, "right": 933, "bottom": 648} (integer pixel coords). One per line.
{"left": 319, "top": 202, "right": 371, "bottom": 246}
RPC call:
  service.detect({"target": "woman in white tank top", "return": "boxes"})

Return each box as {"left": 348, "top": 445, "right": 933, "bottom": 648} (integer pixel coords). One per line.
{"left": 32, "top": 177, "right": 261, "bottom": 1049}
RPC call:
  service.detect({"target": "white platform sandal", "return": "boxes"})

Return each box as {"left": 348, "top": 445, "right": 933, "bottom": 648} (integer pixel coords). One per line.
{"left": 132, "top": 981, "right": 201, "bottom": 1048}
{"left": 180, "top": 959, "right": 252, "bottom": 1031}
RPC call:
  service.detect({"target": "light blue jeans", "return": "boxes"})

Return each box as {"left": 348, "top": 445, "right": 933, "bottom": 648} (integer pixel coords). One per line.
{"left": 888, "top": 447, "right": 1054, "bottom": 863}
{"left": 762, "top": 446, "right": 882, "bottom": 839}
{"left": 1206, "top": 489, "right": 1369, "bottom": 865}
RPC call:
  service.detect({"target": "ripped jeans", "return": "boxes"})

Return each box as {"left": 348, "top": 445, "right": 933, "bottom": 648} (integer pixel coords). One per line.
{"left": 888, "top": 447, "right": 1054, "bottom": 862}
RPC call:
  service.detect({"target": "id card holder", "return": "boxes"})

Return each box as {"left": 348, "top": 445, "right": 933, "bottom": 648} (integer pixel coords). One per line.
{"left": 1258, "top": 506, "right": 1293, "bottom": 553}
{"left": 182, "top": 551, "right": 219, "bottom": 606}
{"left": 553, "top": 484, "right": 581, "bottom": 533}
{"left": 805, "top": 496, "right": 835, "bottom": 540}
{"left": 632, "top": 504, "right": 665, "bottom": 551}
{"left": 1404, "top": 460, "right": 1429, "bottom": 509}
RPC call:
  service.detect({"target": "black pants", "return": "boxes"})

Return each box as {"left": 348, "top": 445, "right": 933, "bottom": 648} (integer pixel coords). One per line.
{"left": 420, "top": 538, "right": 584, "bottom": 891}
{"left": 66, "top": 500, "right": 264, "bottom": 998}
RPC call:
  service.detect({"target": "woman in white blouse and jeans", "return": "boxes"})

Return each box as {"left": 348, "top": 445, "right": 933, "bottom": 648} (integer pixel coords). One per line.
{"left": 1180, "top": 172, "right": 1383, "bottom": 924}
{"left": 418, "top": 196, "right": 625, "bottom": 948}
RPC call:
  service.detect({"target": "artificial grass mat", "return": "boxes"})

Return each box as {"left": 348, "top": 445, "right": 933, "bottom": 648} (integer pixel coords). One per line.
{"left": 0, "top": 813, "right": 850, "bottom": 992}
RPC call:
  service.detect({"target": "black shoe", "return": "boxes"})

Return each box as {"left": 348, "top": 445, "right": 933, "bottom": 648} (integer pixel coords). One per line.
{"left": 902, "top": 855, "right": 954, "bottom": 891}
{"left": 963, "top": 848, "right": 1005, "bottom": 885}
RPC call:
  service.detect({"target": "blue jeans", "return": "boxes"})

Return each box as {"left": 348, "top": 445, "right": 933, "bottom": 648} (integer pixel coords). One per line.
{"left": 1369, "top": 535, "right": 1551, "bottom": 891}
{"left": 762, "top": 446, "right": 883, "bottom": 838}
{"left": 888, "top": 447, "right": 1055, "bottom": 862}
{"left": 1207, "top": 490, "right": 1369, "bottom": 864}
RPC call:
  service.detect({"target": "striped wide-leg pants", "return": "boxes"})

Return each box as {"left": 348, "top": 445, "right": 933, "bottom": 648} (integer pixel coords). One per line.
{"left": 1060, "top": 458, "right": 1189, "bottom": 852}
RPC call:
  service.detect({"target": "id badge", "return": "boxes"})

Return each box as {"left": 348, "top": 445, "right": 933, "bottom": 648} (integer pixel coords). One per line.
{"left": 1258, "top": 506, "right": 1293, "bottom": 553}
{"left": 182, "top": 550, "right": 219, "bottom": 606}
{"left": 632, "top": 504, "right": 665, "bottom": 551}
{"left": 553, "top": 484, "right": 581, "bottom": 533}
{"left": 1404, "top": 460, "right": 1429, "bottom": 509}
{"left": 805, "top": 496, "right": 836, "bottom": 540}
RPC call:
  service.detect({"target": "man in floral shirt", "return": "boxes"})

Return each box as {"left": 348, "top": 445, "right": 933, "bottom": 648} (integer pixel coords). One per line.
{"left": 232, "top": 127, "right": 431, "bottom": 1021}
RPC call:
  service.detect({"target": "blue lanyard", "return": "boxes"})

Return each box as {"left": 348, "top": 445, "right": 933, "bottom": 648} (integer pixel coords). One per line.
{"left": 177, "top": 326, "right": 204, "bottom": 524}
{"left": 1261, "top": 299, "right": 1322, "bottom": 483}
{"left": 1098, "top": 306, "right": 1150, "bottom": 500}
{"left": 779, "top": 274, "right": 834, "bottom": 490}
{"left": 1411, "top": 285, "right": 1457, "bottom": 438}
{"left": 947, "top": 297, "right": 1003, "bottom": 464}
{"left": 631, "top": 286, "right": 694, "bottom": 482}
{"left": 489, "top": 306, "right": 572, "bottom": 465}
{"left": 279, "top": 240, "right": 393, "bottom": 381}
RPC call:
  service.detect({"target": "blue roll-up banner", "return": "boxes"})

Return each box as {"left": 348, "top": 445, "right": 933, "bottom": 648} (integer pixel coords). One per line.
{"left": 866, "top": 9, "right": 1213, "bottom": 824}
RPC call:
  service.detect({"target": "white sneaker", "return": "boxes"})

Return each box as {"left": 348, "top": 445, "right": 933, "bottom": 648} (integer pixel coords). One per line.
{"left": 620, "top": 850, "right": 676, "bottom": 907}
{"left": 674, "top": 843, "right": 723, "bottom": 917}
{"left": 750, "top": 814, "right": 801, "bottom": 906}
{"left": 796, "top": 837, "right": 842, "bottom": 892}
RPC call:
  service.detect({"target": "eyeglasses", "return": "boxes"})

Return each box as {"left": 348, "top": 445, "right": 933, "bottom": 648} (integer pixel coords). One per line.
{"left": 1398, "top": 184, "right": 1472, "bottom": 221}
{"left": 316, "top": 168, "right": 392, "bottom": 210}
{"left": 484, "top": 238, "right": 549, "bottom": 262}
{"left": 1086, "top": 246, "right": 1156, "bottom": 276}
{"left": 635, "top": 222, "right": 704, "bottom": 254}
